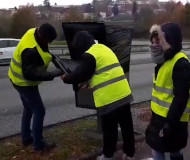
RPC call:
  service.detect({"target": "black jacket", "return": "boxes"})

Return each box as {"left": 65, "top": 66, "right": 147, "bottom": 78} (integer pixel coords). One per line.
{"left": 146, "top": 56, "right": 189, "bottom": 152}
{"left": 146, "top": 23, "right": 189, "bottom": 152}
{"left": 62, "top": 31, "right": 96, "bottom": 84}
{"left": 21, "top": 29, "right": 63, "bottom": 82}
{"left": 63, "top": 31, "right": 133, "bottom": 115}
{"left": 63, "top": 53, "right": 96, "bottom": 84}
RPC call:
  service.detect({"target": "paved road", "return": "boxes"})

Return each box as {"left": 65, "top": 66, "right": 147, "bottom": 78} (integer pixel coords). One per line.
{"left": 1, "top": 50, "right": 190, "bottom": 138}
{"left": 0, "top": 53, "right": 154, "bottom": 138}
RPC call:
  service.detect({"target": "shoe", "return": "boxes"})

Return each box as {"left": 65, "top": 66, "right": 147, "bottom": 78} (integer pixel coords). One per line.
{"left": 97, "top": 154, "right": 113, "bottom": 160}
{"left": 122, "top": 153, "right": 135, "bottom": 160}
{"left": 33, "top": 141, "right": 56, "bottom": 152}
{"left": 22, "top": 137, "right": 33, "bottom": 147}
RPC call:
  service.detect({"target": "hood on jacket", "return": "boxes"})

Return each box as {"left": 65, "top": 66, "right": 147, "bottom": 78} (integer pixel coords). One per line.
{"left": 150, "top": 22, "right": 182, "bottom": 60}
{"left": 161, "top": 22, "right": 182, "bottom": 53}
{"left": 71, "top": 31, "right": 95, "bottom": 60}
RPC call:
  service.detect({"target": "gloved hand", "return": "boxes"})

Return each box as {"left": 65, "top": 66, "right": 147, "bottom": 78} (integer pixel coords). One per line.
{"left": 161, "top": 123, "right": 173, "bottom": 138}
{"left": 79, "top": 83, "right": 91, "bottom": 89}
{"left": 51, "top": 69, "right": 64, "bottom": 78}
{"left": 61, "top": 74, "right": 67, "bottom": 82}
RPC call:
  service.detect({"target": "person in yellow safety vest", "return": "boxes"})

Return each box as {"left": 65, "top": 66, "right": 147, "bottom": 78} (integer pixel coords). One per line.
{"left": 8, "top": 23, "right": 63, "bottom": 152}
{"left": 145, "top": 22, "right": 190, "bottom": 160}
{"left": 61, "top": 31, "right": 135, "bottom": 160}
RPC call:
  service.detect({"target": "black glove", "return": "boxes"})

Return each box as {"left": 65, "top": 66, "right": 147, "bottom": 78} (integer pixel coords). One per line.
{"left": 162, "top": 123, "right": 173, "bottom": 138}
{"left": 51, "top": 69, "right": 64, "bottom": 78}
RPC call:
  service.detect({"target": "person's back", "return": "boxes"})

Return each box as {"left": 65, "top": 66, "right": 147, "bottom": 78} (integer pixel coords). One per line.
{"left": 85, "top": 43, "right": 133, "bottom": 114}
{"left": 62, "top": 31, "right": 135, "bottom": 160}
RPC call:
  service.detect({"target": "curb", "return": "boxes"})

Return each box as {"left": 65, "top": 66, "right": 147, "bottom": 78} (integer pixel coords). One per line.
{"left": 0, "top": 114, "right": 96, "bottom": 141}
{"left": 0, "top": 101, "right": 150, "bottom": 160}
{"left": 0, "top": 101, "right": 150, "bottom": 140}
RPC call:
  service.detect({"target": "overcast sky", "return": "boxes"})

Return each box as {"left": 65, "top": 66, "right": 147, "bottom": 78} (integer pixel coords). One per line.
{"left": 0, "top": 0, "right": 187, "bottom": 9}
{"left": 1, "top": 0, "right": 93, "bottom": 9}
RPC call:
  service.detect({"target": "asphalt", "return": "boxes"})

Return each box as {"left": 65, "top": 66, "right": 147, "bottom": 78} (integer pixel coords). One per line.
{"left": 131, "top": 50, "right": 190, "bottom": 65}
{"left": 1, "top": 49, "right": 190, "bottom": 159}
{"left": 0, "top": 53, "right": 154, "bottom": 138}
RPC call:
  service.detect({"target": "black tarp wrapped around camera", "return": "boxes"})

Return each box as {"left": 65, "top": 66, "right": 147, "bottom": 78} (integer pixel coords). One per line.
{"left": 61, "top": 22, "right": 133, "bottom": 109}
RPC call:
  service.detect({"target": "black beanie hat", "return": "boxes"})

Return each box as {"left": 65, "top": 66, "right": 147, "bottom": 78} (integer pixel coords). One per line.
{"left": 72, "top": 31, "right": 95, "bottom": 59}
{"left": 39, "top": 23, "right": 57, "bottom": 41}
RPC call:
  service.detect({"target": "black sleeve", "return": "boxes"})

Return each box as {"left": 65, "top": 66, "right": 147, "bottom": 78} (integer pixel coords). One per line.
{"left": 63, "top": 53, "right": 96, "bottom": 84}
{"left": 166, "top": 58, "right": 190, "bottom": 126}
{"left": 22, "top": 48, "right": 62, "bottom": 81}
{"left": 51, "top": 54, "right": 61, "bottom": 69}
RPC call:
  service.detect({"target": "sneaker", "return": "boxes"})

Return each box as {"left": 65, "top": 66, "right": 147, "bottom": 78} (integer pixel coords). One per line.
{"left": 97, "top": 154, "right": 113, "bottom": 160}
{"left": 33, "top": 141, "right": 56, "bottom": 152}
{"left": 22, "top": 137, "right": 33, "bottom": 147}
{"left": 122, "top": 153, "right": 135, "bottom": 160}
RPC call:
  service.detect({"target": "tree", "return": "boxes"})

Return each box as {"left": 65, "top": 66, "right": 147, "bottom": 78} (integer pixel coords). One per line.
{"left": 185, "top": 3, "right": 190, "bottom": 27}
{"left": 112, "top": 4, "right": 119, "bottom": 16}
{"left": 164, "top": 1, "right": 176, "bottom": 12}
{"left": 132, "top": 1, "right": 137, "bottom": 21}
{"left": 93, "top": 0, "right": 112, "bottom": 12}
{"left": 0, "top": 15, "right": 11, "bottom": 38}
{"left": 43, "top": 0, "right": 51, "bottom": 10}
{"left": 64, "top": 6, "right": 85, "bottom": 22}
{"left": 85, "top": 3, "right": 93, "bottom": 13}
{"left": 172, "top": 3, "right": 185, "bottom": 26}
{"left": 137, "top": 7, "right": 154, "bottom": 31}
{"left": 10, "top": 7, "right": 38, "bottom": 38}
{"left": 153, "top": 2, "right": 186, "bottom": 26}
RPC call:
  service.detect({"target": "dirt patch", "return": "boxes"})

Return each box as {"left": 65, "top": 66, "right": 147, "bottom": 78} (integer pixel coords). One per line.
{"left": 137, "top": 108, "right": 152, "bottom": 122}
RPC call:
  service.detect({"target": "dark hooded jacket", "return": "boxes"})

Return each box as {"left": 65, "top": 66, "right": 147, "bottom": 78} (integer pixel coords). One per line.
{"left": 63, "top": 31, "right": 134, "bottom": 115}
{"left": 63, "top": 31, "right": 96, "bottom": 84}
{"left": 20, "top": 29, "right": 63, "bottom": 82}
{"left": 146, "top": 23, "right": 189, "bottom": 152}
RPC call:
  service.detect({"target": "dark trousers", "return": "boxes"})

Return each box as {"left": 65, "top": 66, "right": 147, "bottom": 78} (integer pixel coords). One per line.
{"left": 152, "top": 150, "right": 184, "bottom": 160}
{"left": 13, "top": 84, "right": 45, "bottom": 149}
{"left": 101, "top": 104, "right": 135, "bottom": 158}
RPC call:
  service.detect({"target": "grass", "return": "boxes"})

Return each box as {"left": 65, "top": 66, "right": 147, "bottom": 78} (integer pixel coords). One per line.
{"left": 0, "top": 101, "right": 151, "bottom": 160}
{"left": 0, "top": 117, "right": 101, "bottom": 160}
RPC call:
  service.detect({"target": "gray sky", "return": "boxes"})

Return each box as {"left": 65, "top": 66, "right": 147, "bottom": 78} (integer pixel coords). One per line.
{"left": 1, "top": 0, "right": 93, "bottom": 9}
{"left": 0, "top": 0, "right": 187, "bottom": 9}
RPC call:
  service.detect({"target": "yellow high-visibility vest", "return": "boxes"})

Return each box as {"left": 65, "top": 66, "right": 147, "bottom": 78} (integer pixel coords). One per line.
{"left": 86, "top": 44, "right": 132, "bottom": 108}
{"left": 151, "top": 52, "right": 190, "bottom": 122}
{"left": 8, "top": 28, "right": 52, "bottom": 86}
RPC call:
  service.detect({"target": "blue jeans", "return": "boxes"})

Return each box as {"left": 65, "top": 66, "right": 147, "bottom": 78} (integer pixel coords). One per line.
{"left": 152, "top": 150, "right": 184, "bottom": 160}
{"left": 13, "top": 84, "right": 46, "bottom": 150}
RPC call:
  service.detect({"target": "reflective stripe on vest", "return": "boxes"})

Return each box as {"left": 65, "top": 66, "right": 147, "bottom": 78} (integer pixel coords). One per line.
{"left": 151, "top": 52, "right": 190, "bottom": 122}
{"left": 8, "top": 28, "right": 52, "bottom": 86}
{"left": 10, "top": 64, "right": 25, "bottom": 80}
{"left": 154, "top": 85, "right": 173, "bottom": 95}
{"left": 94, "top": 63, "right": 120, "bottom": 75}
{"left": 152, "top": 96, "right": 190, "bottom": 114}
{"left": 86, "top": 44, "right": 132, "bottom": 108}
{"left": 92, "top": 75, "right": 126, "bottom": 92}
{"left": 12, "top": 57, "right": 22, "bottom": 68}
